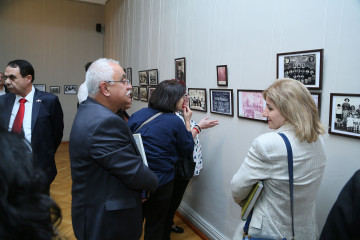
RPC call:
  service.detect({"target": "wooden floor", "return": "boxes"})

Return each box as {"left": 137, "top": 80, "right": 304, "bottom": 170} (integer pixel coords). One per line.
{"left": 50, "top": 142, "right": 205, "bottom": 240}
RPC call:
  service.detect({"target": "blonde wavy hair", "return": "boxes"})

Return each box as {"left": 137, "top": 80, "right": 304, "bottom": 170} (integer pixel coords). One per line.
{"left": 263, "top": 78, "right": 325, "bottom": 143}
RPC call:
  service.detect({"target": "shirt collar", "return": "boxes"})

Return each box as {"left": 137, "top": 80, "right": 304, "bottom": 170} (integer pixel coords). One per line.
{"left": 15, "top": 86, "right": 35, "bottom": 103}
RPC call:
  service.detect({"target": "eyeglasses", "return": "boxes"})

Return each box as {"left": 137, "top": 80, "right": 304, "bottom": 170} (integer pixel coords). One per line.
{"left": 105, "top": 79, "right": 130, "bottom": 86}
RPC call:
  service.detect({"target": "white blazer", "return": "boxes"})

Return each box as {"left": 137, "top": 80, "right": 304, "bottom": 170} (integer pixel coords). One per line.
{"left": 231, "top": 123, "right": 326, "bottom": 240}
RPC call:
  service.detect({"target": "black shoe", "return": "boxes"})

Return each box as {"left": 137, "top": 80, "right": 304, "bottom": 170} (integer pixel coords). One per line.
{"left": 171, "top": 226, "right": 184, "bottom": 233}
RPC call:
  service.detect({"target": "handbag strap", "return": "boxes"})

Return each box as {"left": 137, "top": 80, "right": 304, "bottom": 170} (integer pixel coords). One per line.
{"left": 243, "top": 133, "right": 295, "bottom": 240}
{"left": 134, "top": 112, "right": 163, "bottom": 133}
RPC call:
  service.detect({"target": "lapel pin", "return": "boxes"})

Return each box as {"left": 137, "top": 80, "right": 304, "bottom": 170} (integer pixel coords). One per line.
{"left": 36, "top": 99, "right": 42, "bottom": 102}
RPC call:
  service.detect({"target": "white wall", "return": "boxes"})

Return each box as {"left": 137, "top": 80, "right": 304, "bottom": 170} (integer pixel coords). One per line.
{"left": 104, "top": 0, "right": 360, "bottom": 239}
{"left": 0, "top": 0, "right": 104, "bottom": 141}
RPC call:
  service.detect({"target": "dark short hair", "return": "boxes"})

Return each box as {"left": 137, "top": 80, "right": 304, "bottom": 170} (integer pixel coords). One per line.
{"left": 85, "top": 62, "right": 93, "bottom": 72}
{"left": 344, "top": 98, "right": 350, "bottom": 102}
{"left": 7, "top": 60, "right": 35, "bottom": 82}
{"left": 149, "top": 79, "right": 186, "bottom": 112}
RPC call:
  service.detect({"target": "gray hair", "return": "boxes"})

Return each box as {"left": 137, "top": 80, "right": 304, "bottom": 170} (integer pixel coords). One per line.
{"left": 86, "top": 58, "right": 119, "bottom": 97}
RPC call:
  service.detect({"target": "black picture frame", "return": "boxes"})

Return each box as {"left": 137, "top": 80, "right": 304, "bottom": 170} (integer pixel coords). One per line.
{"left": 132, "top": 86, "right": 139, "bottom": 100}
{"left": 237, "top": 89, "right": 266, "bottom": 122}
{"left": 127, "top": 68, "right": 132, "bottom": 85}
{"left": 188, "top": 88, "right": 207, "bottom": 112}
{"left": 277, "top": 49, "right": 323, "bottom": 90}
{"left": 33, "top": 84, "right": 46, "bottom": 92}
{"left": 140, "top": 87, "right": 148, "bottom": 102}
{"left": 139, "top": 70, "right": 148, "bottom": 86}
{"left": 209, "top": 89, "right": 233, "bottom": 116}
{"left": 64, "top": 85, "right": 77, "bottom": 94}
{"left": 217, "top": 65, "right": 228, "bottom": 86}
{"left": 148, "top": 87, "right": 156, "bottom": 101}
{"left": 328, "top": 93, "right": 360, "bottom": 139}
{"left": 50, "top": 86, "right": 60, "bottom": 94}
{"left": 175, "top": 57, "right": 186, "bottom": 83}
{"left": 311, "top": 92, "right": 322, "bottom": 115}
{"left": 148, "top": 69, "right": 158, "bottom": 86}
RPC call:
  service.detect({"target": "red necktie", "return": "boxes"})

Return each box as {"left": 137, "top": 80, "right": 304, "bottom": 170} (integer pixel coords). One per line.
{"left": 11, "top": 98, "right": 27, "bottom": 133}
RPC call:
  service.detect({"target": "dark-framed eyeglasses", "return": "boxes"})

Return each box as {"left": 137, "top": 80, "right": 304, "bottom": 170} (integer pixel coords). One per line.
{"left": 105, "top": 79, "right": 130, "bottom": 86}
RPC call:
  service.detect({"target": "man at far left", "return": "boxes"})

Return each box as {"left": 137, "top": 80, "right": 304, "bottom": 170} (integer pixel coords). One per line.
{"left": 0, "top": 59, "right": 64, "bottom": 191}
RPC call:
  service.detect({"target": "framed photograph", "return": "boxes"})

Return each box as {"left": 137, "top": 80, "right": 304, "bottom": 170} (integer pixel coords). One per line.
{"left": 33, "top": 84, "right": 46, "bottom": 92}
{"left": 188, "top": 88, "right": 207, "bottom": 112}
{"left": 148, "top": 87, "right": 156, "bottom": 101}
{"left": 123, "top": 68, "right": 127, "bottom": 74}
{"left": 209, "top": 89, "right": 233, "bottom": 116}
{"left": 217, "top": 65, "right": 228, "bottom": 86}
{"left": 132, "top": 86, "right": 139, "bottom": 100}
{"left": 311, "top": 92, "right": 322, "bottom": 114}
{"left": 175, "top": 57, "right": 186, "bottom": 82}
{"left": 237, "top": 90, "right": 267, "bottom": 122}
{"left": 64, "top": 85, "right": 77, "bottom": 94}
{"left": 127, "top": 68, "right": 132, "bottom": 85}
{"left": 329, "top": 93, "right": 360, "bottom": 139}
{"left": 50, "top": 86, "right": 60, "bottom": 94}
{"left": 277, "top": 49, "right": 323, "bottom": 90}
{"left": 148, "top": 69, "right": 158, "bottom": 86}
{"left": 140, "top": 87, "right": 148, "bottom": 102}
{"left": 139, "top": 70, "right": 148, "bottom": 86}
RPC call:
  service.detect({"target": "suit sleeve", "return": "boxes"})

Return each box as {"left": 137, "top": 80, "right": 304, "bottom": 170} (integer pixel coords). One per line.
{"left": 90, "top": 115, "right": 158, "bottom": 192}
{"left": 230, "top": 135, "right": 274, "bottom": 204}
{"left": 51, "top": 95, "right": 64, "bottom": 150}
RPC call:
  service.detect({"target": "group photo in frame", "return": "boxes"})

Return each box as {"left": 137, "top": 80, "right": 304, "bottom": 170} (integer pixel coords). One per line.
{"left": 139, "top": 87, "right": 148, "bottom": 102}
{"left": 188, "top": 88, "right": 207, "bottom": 112}
{"left": 127, "top": 68, "right": 132, "bottom": 85}
{"left": 64, "top": 85, "right": 77, "bottom": 94}
{"left": 277, "top": 49, "right": 323, "bottom": 90}
{"left": 217, "top": 65, "right": 228, "bottom": 86}
{"left": 132, "top": 86, "right": 139, "bottom": 100}
{"left": 139, "top": 70, "right": 148, "bottom": 86}
{"left": 148, "top": 87, "right": 156, "bottom": 101}
{"left": 33, "top": 84, "right": 46, "bottom": 92}
{"left": 237, "top": 90, "right": 266, "bottom": 122}
{"left": 175, "top": 57, "right": 186, "bottom": 82}
{"left": 209, "top": 89, "right": 233, "bottom": 116}
{"left": 50, "top": 86, "right": 60, "bottom": 94}
{"left": 311, "top": 92, "right": 322, "bottom": 114}
{"left": 148, "top": 69, "right": 158, "bottom": 86}
{"left": 329, "top": 93, "right": 360, "bottom": 139}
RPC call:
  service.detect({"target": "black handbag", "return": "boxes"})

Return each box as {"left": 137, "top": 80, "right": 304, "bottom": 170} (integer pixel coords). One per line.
{"left": 174, "top": 153, "right": 196, "bottom": 180}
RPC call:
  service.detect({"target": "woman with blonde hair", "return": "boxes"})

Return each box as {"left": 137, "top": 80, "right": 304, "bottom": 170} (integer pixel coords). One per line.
{"left": 231, "top": 78, "right": 326, "bottom": 240}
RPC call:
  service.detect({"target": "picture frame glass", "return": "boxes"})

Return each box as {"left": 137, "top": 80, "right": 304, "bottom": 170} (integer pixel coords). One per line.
{"left": 175, "top": 58, "right": 185, "bottom": 82}
{"left": 238, "top": 90, "right": 266, "bottom": 122}
{"left": 210, "top": 89, "right": 233, "bottom": 116}
{"left": 140, "top": 87, "right": 148, "bottom": 101}
{"left": 139, "top": 71, "right": 148, "bottom": 86}
{"left": 329, "top": 94, "right": 360, "bottom": 139}
{"left": 64, "top": 85, "right": 77, "bottom": 94}
{"left": 217, "top": 65, "right": 227, "bottom": 86}
{"left": 132, "top": 86, "right": 139, "bottom": 100}
{"left": 148, "top": 69, "right": 158, "bottom": 85}
{"left": 127, "top": 68, "right": 132, "bottom": 85}
{"left": 33, "top": 84, "right": 46, "bottom": 92}
{"left": 50, "top": 86, "right": 60, "bottom": 94}
{"left": 188, "top": 88, "right": 207, "bottom": 112}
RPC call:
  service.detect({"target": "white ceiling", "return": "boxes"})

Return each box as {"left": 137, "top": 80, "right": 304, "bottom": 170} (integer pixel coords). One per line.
{"left": 76, "top": 0, "right": 107, "bottom": 5}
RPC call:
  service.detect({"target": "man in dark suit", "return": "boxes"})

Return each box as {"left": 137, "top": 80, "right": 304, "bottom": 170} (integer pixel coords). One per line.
{"left": 69, "top": 58, "right": 159, "bottom": 240}
{"left": 0, "top": 60, "right": 64, "bottom": 189}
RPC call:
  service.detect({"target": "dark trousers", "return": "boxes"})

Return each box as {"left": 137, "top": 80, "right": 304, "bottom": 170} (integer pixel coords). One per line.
{"left": 162, "top": 177, "right": 190, "bottom": 240}
{"left": 143, "top": 180, "right": 174, "bottom": 240}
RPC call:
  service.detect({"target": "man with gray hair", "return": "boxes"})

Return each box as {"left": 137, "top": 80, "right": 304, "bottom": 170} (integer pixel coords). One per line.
{"left": 69, "top": 58, "right": 158, "bottom": 240}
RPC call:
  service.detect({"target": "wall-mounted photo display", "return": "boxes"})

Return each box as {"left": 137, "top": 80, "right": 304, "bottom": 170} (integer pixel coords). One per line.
{"left": 140, "top": 87, "right": 148, "bottom": 102}
{"left": 139, "top": 70, "right": 148, "bottom": 86}
{"left": 127, "top": 68, "right": 132, "bottom": 85}
{"left": 132, "top": 86, "right": 139, "bottom": 100}
{"left": 311, "top": 92, "right": 322, "bottom": 115}
{"left": 175, "top": 57, "right": 186, "bottom": 83}
{"left": 123, "top": 68, "right": 127, "bottom": 74}
{"left": 188, "top": 88, "right": 207, "bottom": 112}
{"left": 217, "top": 65, "right": 228, "bottom": 86}
{"left": 50, "top": 86, "right": 60, "bottom": 94}
{"left": 64, "top": 85, "right": 77, "bottom": 94}
{"left": 209, "top": 89, "right": 233, "bottom": 116}
{"left": 148, "top": 87, "right": 156, "bottom": 101}
{"left": 237, "top": 90, "right": 266, "bottom": 122}
{"left": 33, "top": 84, "right": 46, "bottom": 92}
{"left": 329, "top": 93, "right": 360, "bottom": 139}
{"left": 148, "top": 69, "right": 158, "bottom": 86}
{"left": 277, "top": 49, "right": 323, "bottom": 90}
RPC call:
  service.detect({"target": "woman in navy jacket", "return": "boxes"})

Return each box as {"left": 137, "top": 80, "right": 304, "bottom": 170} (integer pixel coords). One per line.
{"left": 128, "top": 79, "right": 194, "bottom": 240}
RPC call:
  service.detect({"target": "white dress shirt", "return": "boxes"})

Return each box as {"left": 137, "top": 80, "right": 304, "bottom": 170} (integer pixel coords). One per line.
{"left": 9, "top": 86, "right": 35, "bottom": 143}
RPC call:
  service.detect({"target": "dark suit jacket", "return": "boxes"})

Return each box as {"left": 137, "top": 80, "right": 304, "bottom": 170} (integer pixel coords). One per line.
{"left": 0, "top": 89, "right": 64, "bottom": 186}
{"left": 320, "top": 170, "right": 360, "bottom": 240}
{"left": 70, "top": 98, "right": 159, "bottom": 240}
